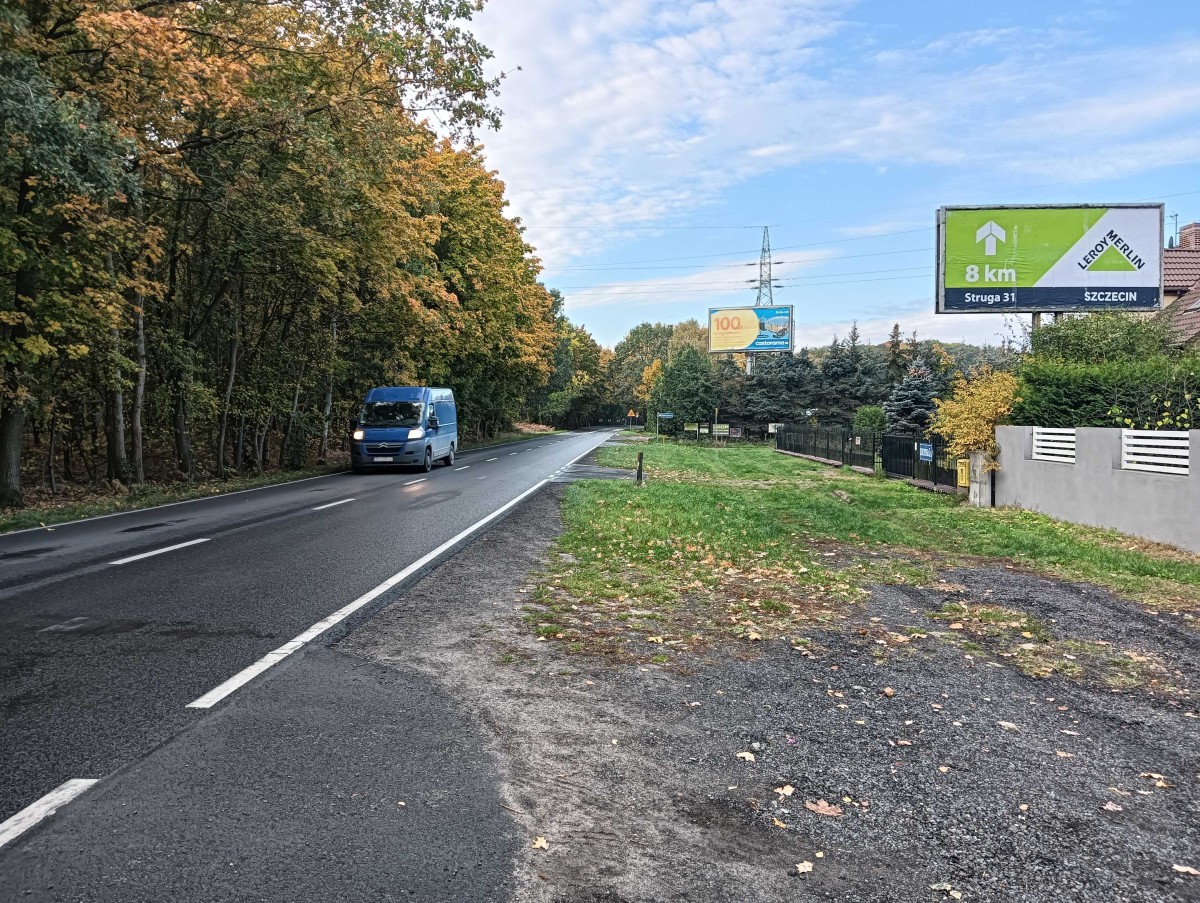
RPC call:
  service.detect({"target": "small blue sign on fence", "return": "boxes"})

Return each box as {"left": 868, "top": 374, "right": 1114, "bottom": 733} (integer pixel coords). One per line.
{"left": 918, "top": 442, "right": 934, "bottom": 463}
{"left": 657, "top": 412, "right": 675, "bottom": 419}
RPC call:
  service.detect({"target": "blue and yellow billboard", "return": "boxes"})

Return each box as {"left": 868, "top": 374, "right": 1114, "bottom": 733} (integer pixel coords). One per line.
{"left": 708, "top": 306, "right": 794, "bottom": 353}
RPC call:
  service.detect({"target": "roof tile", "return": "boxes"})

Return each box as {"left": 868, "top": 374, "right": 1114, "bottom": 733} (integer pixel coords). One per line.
{"left": 1164, "top": 249, "right": 1200, "bottom": 291}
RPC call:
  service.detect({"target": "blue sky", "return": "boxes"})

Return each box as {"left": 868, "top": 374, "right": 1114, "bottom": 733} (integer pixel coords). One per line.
{"left": 471, "top": 0, "right": 1200, "bottom": 349}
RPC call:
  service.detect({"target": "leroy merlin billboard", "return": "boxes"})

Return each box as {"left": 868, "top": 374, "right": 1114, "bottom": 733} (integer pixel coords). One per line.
{"left": 708, "top": 306, "right": 794, "bottom": 353}
{"left": 937, "top": 205, "right": 1163, "bottom": 313}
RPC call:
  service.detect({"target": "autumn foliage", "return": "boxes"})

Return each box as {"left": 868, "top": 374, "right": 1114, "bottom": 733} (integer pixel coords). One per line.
{"left": 931, "top": 367, "right": 1019, "bottom": 467}
{"left": 1, "top": 0, "right": 560, "bottom": 505}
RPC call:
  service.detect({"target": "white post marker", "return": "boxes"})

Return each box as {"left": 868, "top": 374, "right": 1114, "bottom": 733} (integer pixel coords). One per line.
{"left": 110, "top": 538, "right": 209, "bottom": 566}
{"left": 0, "top": 779, "right": 98, "bottom": 849}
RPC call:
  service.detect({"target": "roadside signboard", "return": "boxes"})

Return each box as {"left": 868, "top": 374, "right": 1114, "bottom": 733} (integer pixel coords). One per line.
{"left": 657, "top": 412, "right": 675, "bottom": 419}
{"left": 919, "top": 442, "right": 934, "bottom": 463}
{"left": 713, "top": 423, "right": 730, "bottom": 437}
{"left": 937, "top": 204, "right": 1163, "bottom": 313}
{"left": 708, "top": 306, "right": 794, "bottom": 352}
{"left": 768, "top": 422, "right": 783, "bottom": 434}
{"left": 699, "top": 424, "right": 710, "bottom": 435}
{"left": 729, "top": 426, "right": 743, "bottom": 439}
{"left": 684, "top": 422, "right": 699, "bottom": 433}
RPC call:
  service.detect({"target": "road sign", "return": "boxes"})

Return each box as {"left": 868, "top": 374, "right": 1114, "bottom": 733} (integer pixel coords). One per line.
{"left": 657, "top": 412, "right": 675, "bottom": 419}
{"left": 713, "top": 423, "right": 730, "bottom": 437}
{"left": 937, "top": 204, "right": 1163, "bottom": 313}
{"left": 708, "top": 306, "right": 794, "bottom": 352}
{"left": 627, "top": 409, "right": 637, "bottom": 418}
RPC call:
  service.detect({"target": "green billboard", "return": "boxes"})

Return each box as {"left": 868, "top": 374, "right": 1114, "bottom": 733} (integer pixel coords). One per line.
{"left": 937, "top": 204, "right": 1163, "bottom": 313}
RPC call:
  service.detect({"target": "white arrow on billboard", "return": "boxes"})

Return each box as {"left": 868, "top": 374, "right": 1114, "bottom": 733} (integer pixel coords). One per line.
{"left": 975, "top": 221, "right": 1006, "bottom": 256}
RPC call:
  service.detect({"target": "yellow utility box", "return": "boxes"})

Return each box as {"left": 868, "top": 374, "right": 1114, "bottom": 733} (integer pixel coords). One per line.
{"left": 956, "top": 458, "right": 970, "bottom": 488}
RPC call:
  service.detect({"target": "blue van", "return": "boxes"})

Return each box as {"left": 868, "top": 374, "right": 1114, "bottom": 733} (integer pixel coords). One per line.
{"left": 351, "top": 387, "right": 458, "bottom": 473}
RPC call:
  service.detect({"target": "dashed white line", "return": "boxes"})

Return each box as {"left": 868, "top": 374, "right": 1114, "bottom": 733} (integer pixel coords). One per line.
{"left": 0, "top": 779, "right": 98, "bottom": 849}
{"left": 455, "top": 465, "right": 471, "bottom": 471}
{"left": 486, "top": 457, "right": 499, "bottom": 462}
{"left": 403, "top": 478, "right": 426, "bottom": 486}
{"left": 186, "top": 477, "right": 553, "bottom": 710}
{"left": 312, "top": 498, "right": 356, "bottom": 511}
{"left": 509, "top": 452, "right": 518, "bottom": 456}
{"left": 110, "top": 538, "right": 210, "bottom": 566}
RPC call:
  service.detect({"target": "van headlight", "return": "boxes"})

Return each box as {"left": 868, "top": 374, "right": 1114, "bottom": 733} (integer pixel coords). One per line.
{"left": 408, "top": 428, "right": 425, "bottom": 440}
{"left": 353, "top": 429, "right": 364, "bottom": 440}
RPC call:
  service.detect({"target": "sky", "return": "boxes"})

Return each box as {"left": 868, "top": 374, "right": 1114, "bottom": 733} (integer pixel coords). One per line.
{"left": 469, "top": 0, "right": 1200, "bottom": 350}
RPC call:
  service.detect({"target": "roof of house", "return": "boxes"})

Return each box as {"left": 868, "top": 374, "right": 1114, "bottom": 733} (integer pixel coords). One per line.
{"left": 1163, "top": 285, "right": 1200, "bottom": 347}
{"left": 1164, "top": 248, "right": 1200, "bottom": 292}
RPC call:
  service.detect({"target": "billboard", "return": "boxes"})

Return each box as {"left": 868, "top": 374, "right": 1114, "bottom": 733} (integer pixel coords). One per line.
{"left": 708, "top": 305, "right": 794, "bottom": 353}
{"left": 937, "top": 205, "right": 1163, "bottom": 313}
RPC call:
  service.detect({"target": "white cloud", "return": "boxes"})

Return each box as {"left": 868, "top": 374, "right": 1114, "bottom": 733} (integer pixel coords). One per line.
{"left": 794, "top": 303, "right": 1021, "bottom": 352}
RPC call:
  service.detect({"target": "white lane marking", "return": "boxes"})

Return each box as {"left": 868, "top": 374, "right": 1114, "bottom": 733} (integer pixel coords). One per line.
{"left": 187, "top": 477, "right": 553, "bottom": 709}
{"left": 110, "top": 538, "right": 210, "bottom": 566}
{"left": 0, "top": 779, "right": 99, "bottom": 849}
{"left": 38, "top": 617, "right": 90, "bottom": 634}
{"left": 455, "top": 466, "right": 471, "bottom": 471}
{"left": 509, "top": 452, "right": 518, "bottom": 456}
{"left": 312, "top": 498, "right": 356, "bottom": 511}
{"left": 486, "top": 457, "right": 499, "bottom": 462}
{"left": 403, "top": 478, "right": 426, "bottom": 486}
{"left": 2, "top": 471, "right": 347, "bottom": 537}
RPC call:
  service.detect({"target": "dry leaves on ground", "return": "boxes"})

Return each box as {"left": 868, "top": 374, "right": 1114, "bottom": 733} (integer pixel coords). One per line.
{"left": 796, "top": 861, "right": 814, "bottom": 875}
{"left": 736, "top": 751, "right": 756, "bottom": 762}
{"left": 805, "top": 799, "right": 843, "bottom": 817}
{"left": 531, "top": 837, "right": 550, "bottom": 851}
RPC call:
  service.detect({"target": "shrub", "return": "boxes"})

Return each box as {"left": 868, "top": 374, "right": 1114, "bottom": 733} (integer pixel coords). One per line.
{"left": 852, "top": 405, "right": 886, "bottom": 433}
{"left": 932, "top": 367, "right": 1019, "bottom": 467}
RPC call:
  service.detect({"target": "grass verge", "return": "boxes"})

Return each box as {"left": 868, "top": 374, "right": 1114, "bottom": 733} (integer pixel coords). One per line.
{"left": 527, "top": 442, "right": 1200, "bottom": 679}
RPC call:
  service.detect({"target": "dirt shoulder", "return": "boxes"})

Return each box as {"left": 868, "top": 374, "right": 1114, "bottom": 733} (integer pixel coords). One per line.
{"left": 339, "top": 481, "right": 1200, "bottom": 903}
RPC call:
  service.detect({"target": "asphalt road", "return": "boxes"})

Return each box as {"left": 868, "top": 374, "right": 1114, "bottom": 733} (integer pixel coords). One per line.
{"left": 0, "top": 428, "right": 617, "bottom": 901}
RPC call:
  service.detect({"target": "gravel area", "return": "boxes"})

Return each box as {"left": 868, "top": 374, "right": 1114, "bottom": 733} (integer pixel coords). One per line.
{"left": 340, "top": 485, "right": 1200, "bottom": 903}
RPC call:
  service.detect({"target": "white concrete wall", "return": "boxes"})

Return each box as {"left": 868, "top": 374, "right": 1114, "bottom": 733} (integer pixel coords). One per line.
{"left": 992, "top": 427, "right": 1200, "bottom": 553}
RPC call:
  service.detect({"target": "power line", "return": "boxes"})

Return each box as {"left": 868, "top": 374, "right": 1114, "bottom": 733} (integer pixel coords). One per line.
{"left": 563, "top": 272, "right": 932, "bottom": 297}
{"left": 547, "top": 245, "right": 934, "bottom": 272}
{"left": 552, "top": 265, "right": 932, "bottom": 290}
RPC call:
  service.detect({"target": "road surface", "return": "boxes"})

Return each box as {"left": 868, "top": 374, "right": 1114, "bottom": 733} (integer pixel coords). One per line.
{"left": 0, "top": 429, "right": 617, "bottom": 901}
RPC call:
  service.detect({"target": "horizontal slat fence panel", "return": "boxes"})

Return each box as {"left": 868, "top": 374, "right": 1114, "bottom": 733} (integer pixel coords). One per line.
{"left": 1121, "top": 430, "right": 1190, "bottom": 476}
{"left": 1032, "top": 428, "right": 1076, "bottom": 464}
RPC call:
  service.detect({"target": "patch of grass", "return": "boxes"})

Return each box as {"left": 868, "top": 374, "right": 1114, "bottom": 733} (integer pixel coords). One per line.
{"left": 0, "top": 463, "right": 347, "bottom": 534}
{"left": 595, "top": 443, "right": 1200, "bottom": 612}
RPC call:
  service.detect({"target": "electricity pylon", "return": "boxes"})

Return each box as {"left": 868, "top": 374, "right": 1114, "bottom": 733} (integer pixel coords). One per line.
{"left": 755, "top": 226, "right": 773, "bottom": 307}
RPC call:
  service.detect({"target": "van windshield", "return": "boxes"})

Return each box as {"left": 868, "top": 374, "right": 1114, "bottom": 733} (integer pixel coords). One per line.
{"left": 360, "top": 401, "right": 423, "bottom": 428}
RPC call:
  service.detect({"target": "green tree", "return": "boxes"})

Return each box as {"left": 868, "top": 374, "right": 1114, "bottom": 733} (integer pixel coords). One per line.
{"left": 884, "top": 360, "right": 939, "bottom": 434}
{"left": 651, "top": 347, "right": 717, "bottom": 428}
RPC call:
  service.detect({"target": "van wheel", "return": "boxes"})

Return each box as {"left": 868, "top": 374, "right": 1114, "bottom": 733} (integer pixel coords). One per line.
{"left": 443, "top": 444, "right": 455, "bottom": 467}
{"left": 422, "top": 447, "right": 433, "bottom": 472}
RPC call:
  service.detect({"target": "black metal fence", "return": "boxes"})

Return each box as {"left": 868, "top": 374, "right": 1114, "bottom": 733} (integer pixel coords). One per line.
{"left": 777, "top": 425, "right": 961, "bottom": 491}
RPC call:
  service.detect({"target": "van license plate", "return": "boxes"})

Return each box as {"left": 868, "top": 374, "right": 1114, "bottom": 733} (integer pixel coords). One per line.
{"left": 373, "top": 456, "right": 394, "bottom": 462}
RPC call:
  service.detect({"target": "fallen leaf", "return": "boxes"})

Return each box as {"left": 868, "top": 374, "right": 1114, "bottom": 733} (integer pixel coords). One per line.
{"left": 930, "top": 883, "right": 953, "bottom": 892}
{"left": 882, "top": 687, "right": 896, "bottom": 698}
{"left": 747, "top": 632, "right": 762, "bottom": 641}
{"left": 805, "top": 799, "right": 843, "bottom": 817}
{"left": 736, "top": 751, "right": 756, "bottom": 762}
{"left": 897, "top": 739, "right": 913, "bottom": 746}
{"left": 774, "top": 784, "right": 795, "bottom": 798}
{"left": 1019, "top": 804, "right": 1029, "bottom": 812}
{"left": 1055, "top": 751, "right": 1075, "bottom": 758}
{"left": 998, "top": 721, "right": 1021, "bottom": 732}
{"left": 1173, "top": 865, "right": 1200, "bottom": 876}
{"left": 796, "top": 861, "right": 814, "bottom": 875}
{"left": 815, "top": 851, "right": 824, "bottom": 858}
{"left": 938, "top": 765, "right": 950, "bottom": 773}
{"left": 950, "top": 892, "right": 963, "bottom": 901}
{"left": 948, "top": 622, "right": 964, "bottom": 630}
{"left": 531, "top": 837, "right": 549, "bottom": 850}
{"left": 772, "top": 817, "right": 787, "bottom": 828}
{"left": 647, "top": 636, "right": 664, "bottom": 644}
{"left": 1103, "top": 801, "right": 1123, "bottom": 812}
{"left": 397, "top": 801, "right": 406, "bottom": 807}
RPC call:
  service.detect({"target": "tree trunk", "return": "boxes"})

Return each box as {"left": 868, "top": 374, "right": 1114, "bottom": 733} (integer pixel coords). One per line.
{"left": 0, "top": 400, "right": 24, "bottom": 508}
{"left": 105, "top": 326, "right": 129, "bottom": 483}
{"left": 235, "top": 414, "right": 245, "bottom": 472}
{"left": 215, "top": 279, "right": 241, "bottom": 478}
{"left": 173, "top": 385, "right": 194, "bottom": 478}
{"left": 132, "top": 302, "right": 146, "bottom": 484}
{"left": 47, "top": 413, "right": 57, "bottom": 494}
{"left": 318, "top": 319, "right": 336, "bottom": 461}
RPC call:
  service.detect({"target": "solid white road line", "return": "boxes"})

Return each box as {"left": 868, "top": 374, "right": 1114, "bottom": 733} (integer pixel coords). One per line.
{"left": 186, "top": 477, "right": 553, "bottom": 710}
{"left": 0, "top": 779, "right": 98, "bottom": 849}
{"left": 312, "top": 498, "right": 356, "bottom": 511}
{"left": 455, "top": 465, "right": 471, "bottom": 471}
{"left": 110, "top": 538, "right": 210, "bottom": 566}
{"left": 403, "top": 478, "right": 426, "bottom": 486}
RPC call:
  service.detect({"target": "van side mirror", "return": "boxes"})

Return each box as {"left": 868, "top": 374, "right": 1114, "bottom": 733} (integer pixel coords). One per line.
{"left": 427, "top": 416, "right": 440, "bottom": 430}
{"left": 350, "top": 418, "right": 359, "bottom": 430}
